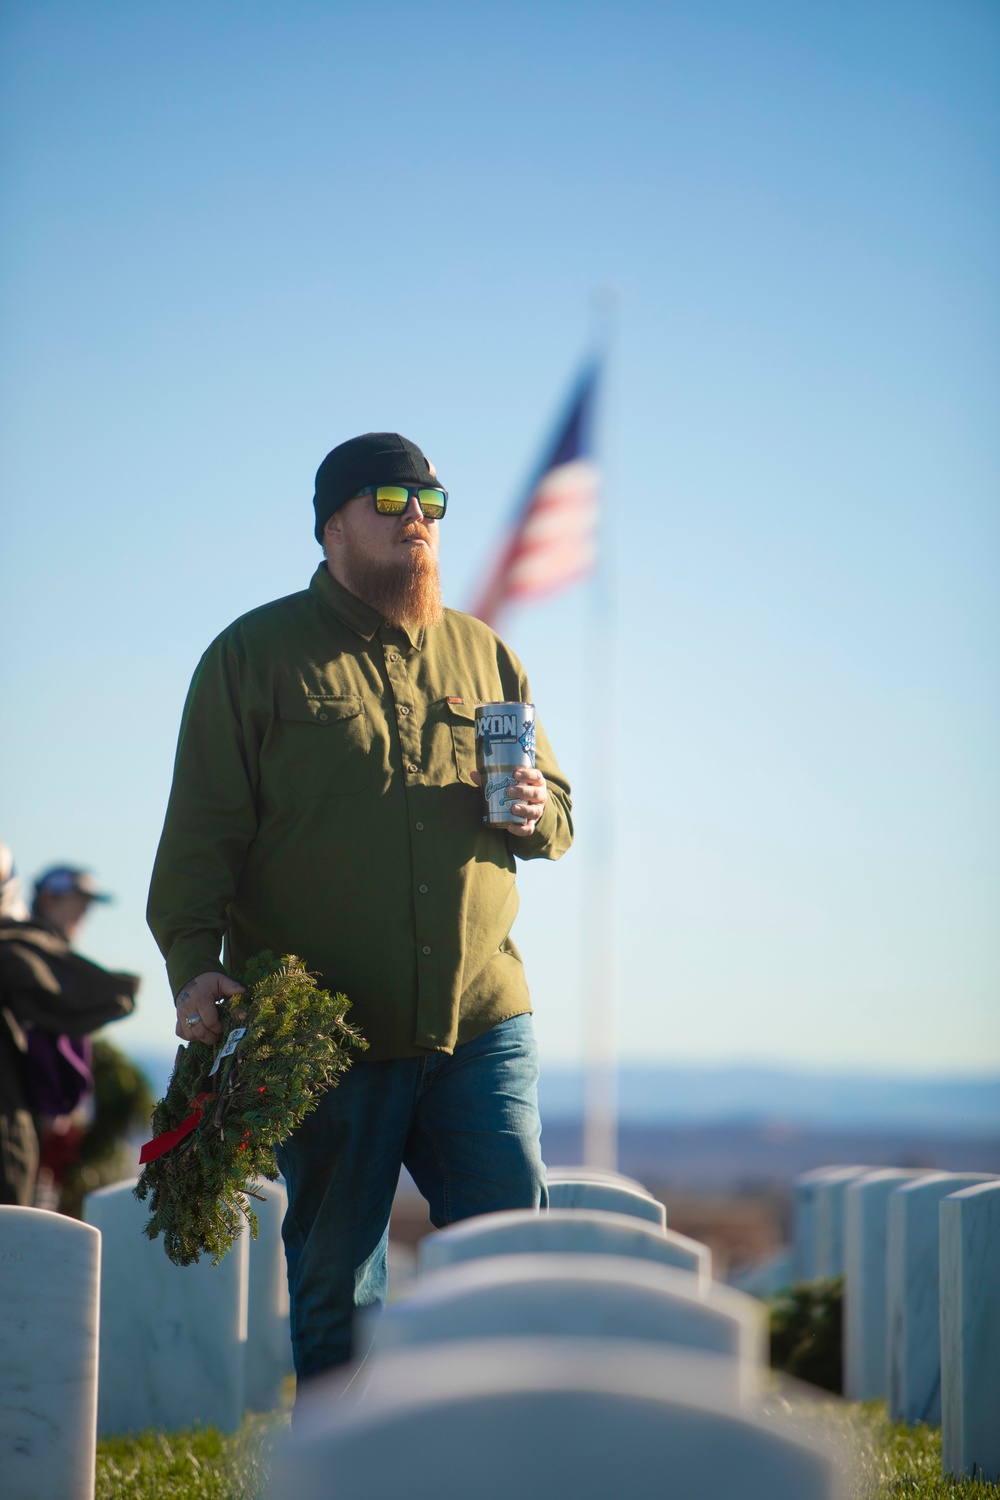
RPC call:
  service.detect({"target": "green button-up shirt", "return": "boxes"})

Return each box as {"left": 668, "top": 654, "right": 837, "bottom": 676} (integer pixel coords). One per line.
{"left": 147, "top": 565, "right": 573, "bottom": 1060}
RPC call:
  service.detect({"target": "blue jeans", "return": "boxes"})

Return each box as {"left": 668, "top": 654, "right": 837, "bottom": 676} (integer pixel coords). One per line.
{"left": 274, "top": 1013, "right": 547, "bottom": 1380}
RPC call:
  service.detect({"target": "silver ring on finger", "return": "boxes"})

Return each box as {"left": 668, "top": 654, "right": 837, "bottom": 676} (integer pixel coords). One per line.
{"left": 185, "top": 1015, "right": 199, "bottom": 1026}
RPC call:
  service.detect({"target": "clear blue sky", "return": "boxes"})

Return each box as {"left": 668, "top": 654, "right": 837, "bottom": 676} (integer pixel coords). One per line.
{"left": 2, "top": 0, "right": 997, "bottom": 1073}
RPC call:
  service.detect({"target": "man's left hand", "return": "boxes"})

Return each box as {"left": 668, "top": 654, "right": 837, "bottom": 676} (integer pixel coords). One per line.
{"left": 471, "top": 767, "right": 547, "bottom": 837}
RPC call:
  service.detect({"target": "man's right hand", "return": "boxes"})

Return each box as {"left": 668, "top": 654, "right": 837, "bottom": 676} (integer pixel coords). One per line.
{"left": 174, "top": 972, "right": 245, "bottom": 1044}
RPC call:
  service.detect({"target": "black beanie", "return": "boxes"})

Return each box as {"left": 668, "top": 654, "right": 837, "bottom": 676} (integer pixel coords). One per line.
{"left": 313, "top": 432, "right": 440, "bottom": 542}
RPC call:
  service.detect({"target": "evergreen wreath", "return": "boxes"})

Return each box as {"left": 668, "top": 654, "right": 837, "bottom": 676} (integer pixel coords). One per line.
{"left": 134, "top": 951, "right": 366, "bottom": 1266}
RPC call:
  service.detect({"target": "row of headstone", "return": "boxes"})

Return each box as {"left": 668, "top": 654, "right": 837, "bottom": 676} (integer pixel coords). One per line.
{"left": 0, "top": 1175, "right": 295, "bottom": 1500}
{"left": 791, "top": 1163, "right": 1000, "bottom": 1483}
{"left": 270, "top": 1167, "right": 847, "bottom": 1498}
{"left": 0, "top": 1165, "right": 697, "bottom": 1496}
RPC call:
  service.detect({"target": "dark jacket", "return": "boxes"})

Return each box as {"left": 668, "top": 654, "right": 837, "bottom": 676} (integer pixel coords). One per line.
{"left": 0, "top": 917, "right": 138, "bottom": 1205}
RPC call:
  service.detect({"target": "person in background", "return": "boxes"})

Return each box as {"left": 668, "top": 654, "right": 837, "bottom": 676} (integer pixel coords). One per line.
{"left": 32, "top": 864, "right": 112, "bottom": 944}
{"left": 0, "top": 842, "right": 29, "bottom": 921}
{"left": 0, "top": 858, "right": 138, "bottom": 1207}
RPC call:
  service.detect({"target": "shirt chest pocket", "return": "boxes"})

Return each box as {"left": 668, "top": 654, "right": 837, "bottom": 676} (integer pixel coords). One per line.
{"left": 444, "top": 699, "right": 479, "bottom": 786}
{"left": 276, "top": 691, "right": 371, "bottom": 800}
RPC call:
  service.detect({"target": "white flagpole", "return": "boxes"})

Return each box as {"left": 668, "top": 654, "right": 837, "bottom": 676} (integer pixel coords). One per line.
{"left": 582, "top": 290, "right": 618, "bottom": 1172}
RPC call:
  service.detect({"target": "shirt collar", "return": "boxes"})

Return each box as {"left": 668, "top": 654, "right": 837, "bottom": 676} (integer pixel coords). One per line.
{"left": 308, "top": 564, "right": 425, "bottom": 650}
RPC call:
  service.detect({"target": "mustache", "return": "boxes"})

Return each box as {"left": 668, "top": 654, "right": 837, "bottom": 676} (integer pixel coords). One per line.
{"left": 399, "top": 521, "right": 433, "bottom": 545}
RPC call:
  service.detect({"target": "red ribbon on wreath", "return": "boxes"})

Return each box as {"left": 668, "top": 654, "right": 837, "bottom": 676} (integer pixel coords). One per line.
{"left": 139, "top": 1092, "right": 213, "bottom": 1164}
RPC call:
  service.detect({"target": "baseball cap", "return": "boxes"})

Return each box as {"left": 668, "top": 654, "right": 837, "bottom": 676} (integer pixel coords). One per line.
{"left": 33, "top": 866, "right": 113, "bottom": 904}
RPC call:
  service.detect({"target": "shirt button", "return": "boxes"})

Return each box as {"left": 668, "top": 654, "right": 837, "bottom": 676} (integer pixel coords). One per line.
{"left": 408, "top": 764, "right": 418, "bottom": 774}
{"left": 415, "top": 821, "right": 424, "bottom": 831}
{"left": 388, "top": 653, "right": 399, "bottom": 662}
{"left": 422, "top": 945, "right": 431, "bottom": 955}
{"left": 318, "top": 712, "right": 329, "bottom": 722}
{"left": 399, "top": 706, "right": 410, "bottom": 716}
{"left": 418, "top": 884, "right": 428, "bottom": 893}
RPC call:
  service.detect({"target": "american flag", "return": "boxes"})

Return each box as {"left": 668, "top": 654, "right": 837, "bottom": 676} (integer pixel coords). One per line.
{"left": 470, "top": 363, "right": 600, "bottom": 629}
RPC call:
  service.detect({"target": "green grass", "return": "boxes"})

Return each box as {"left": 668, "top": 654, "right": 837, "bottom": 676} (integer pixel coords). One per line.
{"left": 845, "top": 1404, "right": 1000, "bottom": 1498}
{"left": 95, "top": 1403, "right": 999, "bottom": 1498}
{"left": 95, "top": 1413, "right": 286, "bottom": 1500}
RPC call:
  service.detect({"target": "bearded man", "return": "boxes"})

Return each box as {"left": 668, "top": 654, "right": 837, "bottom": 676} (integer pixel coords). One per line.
{"left": 147, "top": 431, "right": 573, "bottom": 1383}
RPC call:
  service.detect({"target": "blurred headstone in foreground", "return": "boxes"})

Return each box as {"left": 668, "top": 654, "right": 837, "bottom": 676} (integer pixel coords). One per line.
{"left": 0, "top": 1206, "right": 99, "bottom": 1500}
{"left": 275, "top": 1340, "right": 842, "bottom": 1500}
{"left": 374, "top": 1253, "right": 763, "bottom": 1400}
{"left": 545, "top": 1175, "right": 665, "bottom": 1227}
{"left": 419, "top": 1208, "right": 710, "bottom": 1285}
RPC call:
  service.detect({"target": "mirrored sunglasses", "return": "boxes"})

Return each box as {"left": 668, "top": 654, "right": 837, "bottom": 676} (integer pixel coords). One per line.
{"left": 355, "top": 484, "right": 448, "bottom": 521}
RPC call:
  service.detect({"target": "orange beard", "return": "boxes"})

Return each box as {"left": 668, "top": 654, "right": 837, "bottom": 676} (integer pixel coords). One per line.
{"left": 342, "top": 522, "right": 445, "bottom": 629}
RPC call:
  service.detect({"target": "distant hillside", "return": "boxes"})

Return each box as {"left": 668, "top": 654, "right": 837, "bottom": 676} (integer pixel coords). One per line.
{"left": 132, "top": 1049, "right": 1000, "bottom": 1137}
{"left": 538, "top": 1064, "right": 1000, "bottom": 1135}
{"left": 542, "top": 1117, "right": 1000, "bottom": 1195}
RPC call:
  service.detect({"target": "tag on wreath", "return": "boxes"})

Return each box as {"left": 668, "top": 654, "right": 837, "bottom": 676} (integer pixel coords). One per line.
{"left": 208, "top": 1026, "right": 247, "bottom": 1077}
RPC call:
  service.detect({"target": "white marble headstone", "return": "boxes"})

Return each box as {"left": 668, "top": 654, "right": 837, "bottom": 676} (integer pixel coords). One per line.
{"left": 419, "top": 1209, "right": 710, "bottom": 1284}
{"left": 940, "top": 1181, "right": 1000, "bottom": 1483}
{"left": 729, "top": 1250, "right": 792, "bottom": 1300}
{"left": 813, "top": 1166, "right": 872, "bottom": 1278}
{"left": 791, "top": 1166, "right": 869, "bottom": 1283}
{"left": 545, "top": 1177, "right": 666, "bottom": 1227}
{"left": 374, "top": 1253, "right": 764, "bottom": 1399}
{"left": 275, "top": 1340, "right": 842, "bottom": 1499}
{"left": 545, "top": 1164, "right": 649, "bottom": 1193}
{"left": 790, "top": 1167, "right": 844, "bottom": 1283}
{"left": 244, "top": 1178, "right": 293, "bottom": 1411}
{"left": 85, "top": 1177, "right": 248, "bottom": 1435}
{"left": 843, "top": 1169, "right": 929, "bottom": 1400}
{"left": 886, "top": 1172, "right": 996, "bottom": 1425}
{"left": 0, "top": 1206, "right": 100, "bottom": 1500}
